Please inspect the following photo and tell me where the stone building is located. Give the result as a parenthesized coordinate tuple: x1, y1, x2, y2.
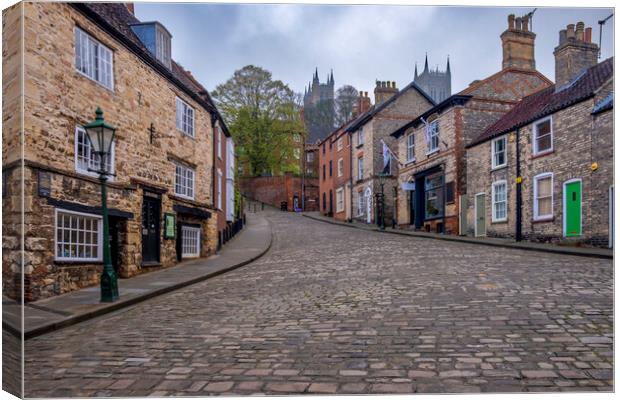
(414, 54, 451, 103)
(466, 22, 613, 248)
(2, 2, 231, 301)
(303, 68, 335, 143)
(212, 117, 237, 249)
(346, 80, 435, 225)
(391, 13, 552, 235)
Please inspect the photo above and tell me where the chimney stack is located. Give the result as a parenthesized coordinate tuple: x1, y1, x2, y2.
(355, 91, 371, 116)
(374, 80, 399, 105)
(500, 13, 536, 70)
(553, 21, 599, 87)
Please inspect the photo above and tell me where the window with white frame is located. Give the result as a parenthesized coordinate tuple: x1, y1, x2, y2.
(492, 136, 507, 169)
(176, 97, 195, 137)
(75, 27, 114, 90)
(492, 180, 507, 222)
(534, 173, 553, 220)
(533, 117, 553, 155)
(357, 192, 364, 216)
(357, 157, 364, 180)
(217, 169, 222, 209)
(357, 130, 364, 146)
(427, 120, 439, 153)
(175, 163, 195, 199)
(181, 225, 200, 258)
(155, 25, 171, 69)
(336, 188, 344, 212)
(75, 126, 114, 177)
(407, 133, 415, 162)
(337, 137, 343, 151)
(307, 152, 314, 162)
(216, 125, 222, 159)
(55, 210, 102, 261)
(337, 158, 344, 177)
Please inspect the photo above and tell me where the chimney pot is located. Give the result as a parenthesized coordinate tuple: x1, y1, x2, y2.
(515, 17, 522, 30)
(508, 14, 515, 29)
(585, 27, 592, 43)
(566, 24, 575, 39)
(522, 16, 529, 31)
(575, 21, 585, 41)
(559, 29, 567, 45)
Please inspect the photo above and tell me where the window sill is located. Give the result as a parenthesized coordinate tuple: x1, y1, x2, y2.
(532, 150, 554, 159)
(405, 159, 416, 166)
(426, 149, 440, 157)
(491, 219, 508, 224)
(75, 69, 114, 93)
(177, 128, 196, 139)
(533, 216, 554, 223)
(55, 260, 103, 265)
(174, 193, 195, 201)
(491, 164, 507, 172)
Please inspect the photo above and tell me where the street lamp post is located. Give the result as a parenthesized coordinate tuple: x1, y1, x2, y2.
(83, 107, 119, 303)
(376, 173, 388, 230)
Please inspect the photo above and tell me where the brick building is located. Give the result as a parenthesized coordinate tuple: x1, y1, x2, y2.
(346, 82, 435, 225)
(318, 125, 351, 220)
(391, 13, 552, 234)
(212, 118, 237, 248)
(466, 22, 613, 248)
(2, 3, 231, 300)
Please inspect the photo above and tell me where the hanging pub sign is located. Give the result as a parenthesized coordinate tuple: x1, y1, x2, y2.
(164, 213, 176, 239)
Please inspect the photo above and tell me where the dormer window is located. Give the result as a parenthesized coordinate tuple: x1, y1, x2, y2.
(130, 22, 172, 69)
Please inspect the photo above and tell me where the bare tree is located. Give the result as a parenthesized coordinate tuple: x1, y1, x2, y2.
(335, 85, 359, 126)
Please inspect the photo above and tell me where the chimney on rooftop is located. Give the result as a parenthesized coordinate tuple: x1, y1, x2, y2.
(501, 13, 536, 70)
(374, 80, 398, 105)
(355, 91, 371, 117)
(554, 21, 599, 87)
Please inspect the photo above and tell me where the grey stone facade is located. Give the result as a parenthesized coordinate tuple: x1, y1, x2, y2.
(414, 55, 451, 104)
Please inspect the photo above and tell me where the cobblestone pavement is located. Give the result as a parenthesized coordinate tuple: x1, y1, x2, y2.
(24, 211, 613, 396)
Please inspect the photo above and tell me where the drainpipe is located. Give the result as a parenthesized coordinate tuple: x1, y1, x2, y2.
(515, 128, 523, 241)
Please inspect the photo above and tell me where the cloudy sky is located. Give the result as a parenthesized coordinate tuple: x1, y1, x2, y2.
(135, 3, 614, 96)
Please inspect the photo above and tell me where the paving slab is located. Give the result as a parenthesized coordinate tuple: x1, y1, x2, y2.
(2, 212, 271, 339)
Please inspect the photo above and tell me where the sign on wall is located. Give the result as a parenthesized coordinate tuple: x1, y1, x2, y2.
(164, 213, 176, 239)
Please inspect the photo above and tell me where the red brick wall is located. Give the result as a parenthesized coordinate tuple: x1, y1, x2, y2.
(239, 174, 319, 211)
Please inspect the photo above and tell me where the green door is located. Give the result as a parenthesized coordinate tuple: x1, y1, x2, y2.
(565, 181, 582, 237)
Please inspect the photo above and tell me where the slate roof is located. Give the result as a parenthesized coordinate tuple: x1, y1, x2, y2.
(390, 95, 472, 138)
(72, 3, 230, 136)
(344, 81, 436, 133)
(592, 91, 614, 115)
(469, 57, 614, 147)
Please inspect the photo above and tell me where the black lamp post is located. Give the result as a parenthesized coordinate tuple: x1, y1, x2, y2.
(83, 107, 119, 303)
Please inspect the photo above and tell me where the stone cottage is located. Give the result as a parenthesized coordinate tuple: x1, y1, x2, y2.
(391, 13, 552, 234)
(2, 2, 230, 301)
(466, 21, 613, 247)
(346, 81, 435, 225)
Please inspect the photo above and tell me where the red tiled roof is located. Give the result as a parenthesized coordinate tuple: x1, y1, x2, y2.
(469, 57, 614, 147)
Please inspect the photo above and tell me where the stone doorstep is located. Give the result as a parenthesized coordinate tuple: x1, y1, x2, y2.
(302, 214, 612, 260)
(10, 216, 273, 340)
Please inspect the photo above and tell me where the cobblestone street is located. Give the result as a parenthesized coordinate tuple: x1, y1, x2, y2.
(24, 210, 613, 396)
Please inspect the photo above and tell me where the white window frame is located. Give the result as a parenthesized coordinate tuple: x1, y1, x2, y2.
(357, 191, 364, 216)
(181, 225, 201, 258)
(307, 152, 314, 162)
(337, 158, 344, 177)
(533, 172, 554, 221)
(54, 208, 103, 262)
(155, 25, 171, 69)
(357, 130, 364, 146)
(426, 120, 440, 154)
(406, 132, 416, 162)
(174, 163, 195, 200)
(217, 168, 223, 210)
(216, 124, 222, 159)
(176, 97, 195, 137)
(74, 27, 114, 90)
(357, 157, 364, 180)
(74, 126, 115, 179)
(532, 116, 553, 155)
(337, 137, 343, 151)
(491, 135, 507, 169)
(491, 180, 508, 222)
(336, 188, 344, 213)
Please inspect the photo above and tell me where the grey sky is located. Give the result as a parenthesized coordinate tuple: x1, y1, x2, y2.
(135, 3, 614, 96)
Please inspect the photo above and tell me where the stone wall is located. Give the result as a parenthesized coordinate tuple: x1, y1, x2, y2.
(2, 3, 220, 301)
(239, 174, 319, 212)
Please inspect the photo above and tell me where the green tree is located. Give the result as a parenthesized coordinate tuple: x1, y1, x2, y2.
(212, 65, 305, 176)
(335, 85, 359, 126)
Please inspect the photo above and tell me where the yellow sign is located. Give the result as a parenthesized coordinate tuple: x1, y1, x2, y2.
(591, 162, 599, 171)
(516, 176, 523, 184)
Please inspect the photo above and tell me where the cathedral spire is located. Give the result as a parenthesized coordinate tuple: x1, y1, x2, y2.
(446, 56, 451, 75)
(414, 62, 418, 79)
(330, 69, 334, 85)
(424, 53, 429, 73)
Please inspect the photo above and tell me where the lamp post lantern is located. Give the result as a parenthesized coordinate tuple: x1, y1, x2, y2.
(83, 107, 119, 302)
